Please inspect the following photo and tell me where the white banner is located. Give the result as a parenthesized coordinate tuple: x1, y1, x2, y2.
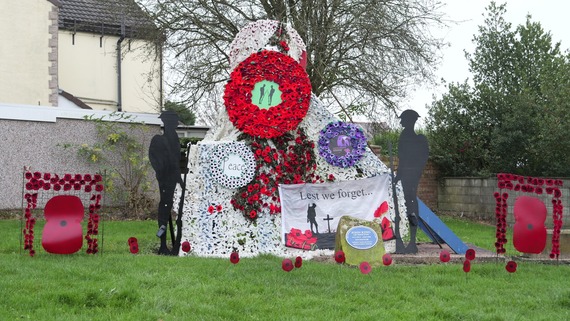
(279, 175, 391, 250)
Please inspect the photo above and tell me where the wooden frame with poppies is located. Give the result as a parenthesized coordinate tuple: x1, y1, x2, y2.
(21, 168, 104, 256)
(494, 173, 563, 259)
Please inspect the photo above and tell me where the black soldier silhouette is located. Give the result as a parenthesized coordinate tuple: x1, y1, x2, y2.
(258, 84, 266, 105)
(149, 111, 183, 255)
(394, 109, 428, 253)
(268, 85, 276, 106)
(307, 203, 319, 234)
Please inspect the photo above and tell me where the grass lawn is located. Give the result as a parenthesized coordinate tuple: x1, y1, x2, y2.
(0, 217, 568, 320)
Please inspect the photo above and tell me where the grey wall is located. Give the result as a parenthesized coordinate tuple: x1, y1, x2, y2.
(0, 118, 161, 210)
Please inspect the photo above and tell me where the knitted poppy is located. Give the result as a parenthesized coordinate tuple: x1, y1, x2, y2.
(439, 250, 451, 263)
(334, 251, 346, 264)
(282, 258, 294, 272)
(230, 251, 240, 264)
(463, 260, 471, 273)
(294, 256, 303, 268)
(505, 260, 517, 273)
(465, 249, 476, 261)
(382, 253, 392, 266)
(359, 262, 372, 275)
(181, 241, 191, 253)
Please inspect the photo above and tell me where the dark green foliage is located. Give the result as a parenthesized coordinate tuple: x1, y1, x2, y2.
(427, 2, 570, 177)
(164, 100, 196, 125)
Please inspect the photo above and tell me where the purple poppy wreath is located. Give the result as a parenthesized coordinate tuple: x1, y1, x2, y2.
(318, 121, 367, 168)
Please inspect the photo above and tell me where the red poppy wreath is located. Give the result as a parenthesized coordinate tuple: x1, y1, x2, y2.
(224, 50, 312, 139)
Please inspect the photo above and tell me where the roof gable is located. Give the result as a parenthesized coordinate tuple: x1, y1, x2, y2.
(58, 0, 156, 38)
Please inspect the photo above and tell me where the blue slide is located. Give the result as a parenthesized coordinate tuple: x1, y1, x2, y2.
(418, 198, 468, 254)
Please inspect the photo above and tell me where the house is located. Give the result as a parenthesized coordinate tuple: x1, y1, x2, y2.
(0, 0, 204, 211)
(0, 0, 162, 112)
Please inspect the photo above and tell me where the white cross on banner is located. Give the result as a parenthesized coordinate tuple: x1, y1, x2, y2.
(278, 174, 391, 250)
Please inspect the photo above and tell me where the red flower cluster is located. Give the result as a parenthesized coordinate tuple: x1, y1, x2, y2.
(223, 50, 311, 138)
(231, 128, 329, 221)
(208, 204, 223, 215)
(24, 171, 103, 193)
(496, 173, 564, 258)
(22, 171, 104, 256)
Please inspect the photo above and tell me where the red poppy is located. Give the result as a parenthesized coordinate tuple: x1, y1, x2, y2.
(463, 260, 471, 273)
(334, 251, 346, 264)
(94, 174, 103, 182)
(84, 185, 92, 193)
(84, 174, 92, 182)
(208, 205, 215, 214)
(439, 250, 451, 263)
(328, 174, 335, 181)
(216, 204, 223, 212)
(465, 248, 476, 261)
(382, 253, 392, 266)
(95, 184, 104, 192)
(359, 262, 372, 275)
(128, 237, 137, 245)
(505, 260, 517, 273)
(374, 201, 389, 218)
(249, 210, 257, 219)
(181, 241, 191, 253)
(295, 256, 303, 268)
(129, 244, 139, 254)
(25, 172, 32, 180)
(282, 258, 294, 272)
(230, 251, 240, 264)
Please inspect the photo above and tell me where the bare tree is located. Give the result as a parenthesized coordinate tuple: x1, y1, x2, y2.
(138, 0, 445, 124)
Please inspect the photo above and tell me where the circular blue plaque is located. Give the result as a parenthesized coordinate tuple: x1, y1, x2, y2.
(345, 226, 378, 250)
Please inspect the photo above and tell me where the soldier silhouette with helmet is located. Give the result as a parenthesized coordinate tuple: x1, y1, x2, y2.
(149, 111, 184, 255)
(394, 109, 429, 253)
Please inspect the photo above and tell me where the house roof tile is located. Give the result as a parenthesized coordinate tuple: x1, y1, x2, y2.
(58, 0, 156, 38)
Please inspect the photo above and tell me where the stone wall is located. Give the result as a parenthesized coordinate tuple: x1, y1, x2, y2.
(0, 118, 160, 211)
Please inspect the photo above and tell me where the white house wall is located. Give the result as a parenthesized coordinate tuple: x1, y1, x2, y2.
(0, 0, 55, 106)
(58, 31, 161, 113)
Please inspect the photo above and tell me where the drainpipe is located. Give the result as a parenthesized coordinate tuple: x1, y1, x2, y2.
(116, 20, 126, 112)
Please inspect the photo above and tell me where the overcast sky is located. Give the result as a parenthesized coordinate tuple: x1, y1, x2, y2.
(407, 0, 570, 125)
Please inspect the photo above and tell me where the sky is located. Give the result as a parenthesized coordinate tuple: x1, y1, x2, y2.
(406, 0, 570, 125)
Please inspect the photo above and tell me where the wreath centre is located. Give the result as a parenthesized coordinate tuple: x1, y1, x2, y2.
(251, 80, 282, 110)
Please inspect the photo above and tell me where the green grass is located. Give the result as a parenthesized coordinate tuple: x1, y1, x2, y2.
(1, 217, 568, 320)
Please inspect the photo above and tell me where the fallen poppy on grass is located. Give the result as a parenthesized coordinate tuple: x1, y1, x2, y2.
(463, 260, 471, 273)
(294, 256, 303, 268)
(181, 241, 191, 253)
(382, 253, 392, 266)
(465, 248, 476, 261)
(128, 237, 137, 245)
(360, 262, 372, 275)
(439, 250, 451, 263)
(506, 260, 517, 273)
(129, 244, 139, 254)
(230, 251, 240, 264)
(334, 250, 346, 264)
(282, 258, 294, 272)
